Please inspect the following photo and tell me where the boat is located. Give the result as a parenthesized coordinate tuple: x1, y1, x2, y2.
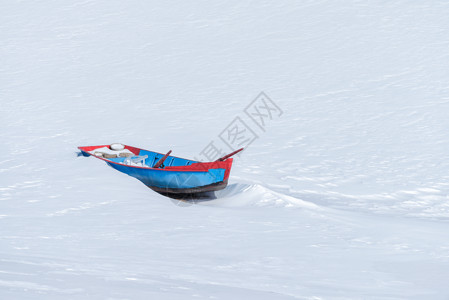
(77, 144, 243, 196)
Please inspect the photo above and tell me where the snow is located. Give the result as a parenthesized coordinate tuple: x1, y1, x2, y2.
(87, 146, 134, 157)
(2, 1, 449, 299)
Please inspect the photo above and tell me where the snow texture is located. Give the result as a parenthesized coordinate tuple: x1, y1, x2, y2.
(1, 1, 449, 299)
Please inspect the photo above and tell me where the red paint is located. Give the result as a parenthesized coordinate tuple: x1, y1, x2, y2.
(78, 145, 110, 152)
(124, 145, 141, 156)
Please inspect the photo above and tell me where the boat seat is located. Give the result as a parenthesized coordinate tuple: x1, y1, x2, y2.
(124, 155, 148, 166)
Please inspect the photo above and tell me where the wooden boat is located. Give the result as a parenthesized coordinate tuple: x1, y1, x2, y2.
(78, 144, 243, 196)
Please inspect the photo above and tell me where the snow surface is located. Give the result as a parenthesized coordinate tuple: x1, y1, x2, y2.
(2, 1, 449, 299)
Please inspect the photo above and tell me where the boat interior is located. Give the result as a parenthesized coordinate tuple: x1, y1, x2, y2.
(105, 149, 198, 168)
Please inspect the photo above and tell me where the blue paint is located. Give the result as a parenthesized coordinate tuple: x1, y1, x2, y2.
(107, 161, 225, 189)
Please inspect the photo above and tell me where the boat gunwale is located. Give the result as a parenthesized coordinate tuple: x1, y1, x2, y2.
(78, 145, 229, 173)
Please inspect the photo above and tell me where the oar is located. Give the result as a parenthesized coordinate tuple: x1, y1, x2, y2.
(153, 150, 172, 168)
(215, 148, 244, 162)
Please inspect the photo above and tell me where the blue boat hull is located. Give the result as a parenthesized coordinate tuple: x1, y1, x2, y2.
(107, 161, 227, 193)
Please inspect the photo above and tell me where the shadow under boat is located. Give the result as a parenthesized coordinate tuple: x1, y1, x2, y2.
(157, 190, 217, 201)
